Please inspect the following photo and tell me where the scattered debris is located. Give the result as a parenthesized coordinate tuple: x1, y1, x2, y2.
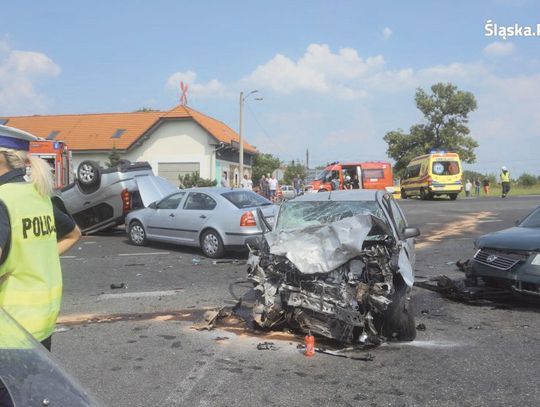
(257, 341, 278, 351)
(212, 259, 246, 265)
(468, 325, 482, 330)
(214, 336, 230, 341)
(416, 323, 426, 331)
(125, 263, 145, 267)
(415, 275, 515, 302)
(110, 283, 126, 289)
(54, 326, 71, 333)
(421, 309, 429, 315)
(456, 259, 472, 273)
(191, 307, 230, 331)
(313, 347, 375, 361)
(191, 257, 202, 265)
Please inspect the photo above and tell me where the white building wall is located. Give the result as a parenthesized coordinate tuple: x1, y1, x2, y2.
(71, 120, 218, 179)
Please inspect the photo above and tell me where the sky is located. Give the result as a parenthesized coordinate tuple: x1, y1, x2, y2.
(1, 0, 540, 175)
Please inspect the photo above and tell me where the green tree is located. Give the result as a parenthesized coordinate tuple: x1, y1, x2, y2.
(106, 145, 122, 168)
(384, 83, 478, 175)
(252, 153, 281, 186)
(283, 162, 307, 185)
(178, 172, 217, 188)
(518, 173, 537, 187)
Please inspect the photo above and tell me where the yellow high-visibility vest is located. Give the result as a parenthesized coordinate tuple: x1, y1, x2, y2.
(500, 172, 510, 183)
(0, 183, 62, 341)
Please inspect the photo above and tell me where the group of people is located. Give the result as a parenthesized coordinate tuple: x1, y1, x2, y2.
(220, 172, 253, 190)
(464, 166, 511, 198)
(259, 174, 279, 202)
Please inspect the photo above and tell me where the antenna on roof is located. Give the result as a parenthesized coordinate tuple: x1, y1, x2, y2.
(180, 81, 189, 106)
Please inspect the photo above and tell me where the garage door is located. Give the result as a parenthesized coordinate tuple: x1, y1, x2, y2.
(158, 162, 200, 185)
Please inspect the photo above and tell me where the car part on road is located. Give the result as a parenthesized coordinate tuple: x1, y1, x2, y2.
(256, 342, 278, 351)
(110, 283, 126, 289)
(247, 213, 416, 345)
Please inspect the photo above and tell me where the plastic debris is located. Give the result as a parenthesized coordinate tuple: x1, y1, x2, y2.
(256, 342, 278, 351)
(416, 323, 426, 331)
(110, 283, 126, 289)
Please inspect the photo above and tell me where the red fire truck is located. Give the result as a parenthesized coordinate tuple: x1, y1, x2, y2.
(28, 139, 73, 189)
(310, 161, 394, 192)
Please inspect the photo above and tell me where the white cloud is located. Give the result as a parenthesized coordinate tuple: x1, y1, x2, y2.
(166, 70, 233, 100)
(0, 41, 60, 115)
(382, 27, 393, 40)
(483, 41, 515, 57)
(243, 44, 385, 99)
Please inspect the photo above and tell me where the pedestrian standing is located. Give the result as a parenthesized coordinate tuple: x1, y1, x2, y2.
(500, 166, 511, 198)
(268, 174, 278, 202)
(483, 178, 490, 195)
(0, 125, 81, 351)
(474, 178, 481, 197)
(241, 174, 252, 190)
(260, 175, 269, 198)
(221, 171, 229, 188)
(464, 179, 472, 197)
(293, 175, 302, 196)
(352, 174, 360, 189)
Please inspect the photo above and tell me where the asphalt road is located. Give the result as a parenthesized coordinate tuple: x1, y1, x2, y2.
(53, 195, 540, 407)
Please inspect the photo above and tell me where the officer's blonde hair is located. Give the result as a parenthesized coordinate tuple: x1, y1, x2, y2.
(0, 147, 54, 197)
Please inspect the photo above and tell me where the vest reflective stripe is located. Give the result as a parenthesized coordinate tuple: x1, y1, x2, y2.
(0, 182, 62, 342)
(500, 172, 510, 182)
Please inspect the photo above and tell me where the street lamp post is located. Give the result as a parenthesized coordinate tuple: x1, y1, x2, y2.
(239, 90, 259, 180)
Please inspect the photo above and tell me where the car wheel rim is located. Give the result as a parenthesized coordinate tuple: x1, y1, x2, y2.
(79, 164, 95, 183)
(131, 225, 144, 244)
(203, 234, 219, 255)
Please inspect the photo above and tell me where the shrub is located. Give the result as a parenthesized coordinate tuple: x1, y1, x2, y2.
(178, 172, 217, 188)
(518, 173, 537, 187)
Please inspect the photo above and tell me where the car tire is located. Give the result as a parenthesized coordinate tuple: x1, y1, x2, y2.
(200, 229, 224, 259)
(77, 161, 101, 188)
(420, 188, 430, 200)
(128, 221, 147, 246)
(401, 189, 407, 199)
(374, 276, 416, 341)
(449, 193, 458, 200)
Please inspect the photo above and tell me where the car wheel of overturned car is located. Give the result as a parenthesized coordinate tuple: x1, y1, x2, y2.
(128, 221, 147, 246)
(449, 193, 458, 200)
(77, 160, 101, 188)
(373, 275, 416, 341)
(200, 229, 224, 259)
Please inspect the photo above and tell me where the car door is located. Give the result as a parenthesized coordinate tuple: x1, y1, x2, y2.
(145, 192, 186, 241)
(384, 195, 416, 267)
(174, 192, 217, 243)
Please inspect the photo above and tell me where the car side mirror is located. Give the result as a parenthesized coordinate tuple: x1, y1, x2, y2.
(148, 202, 157, 209)
(402, 227, 420, 239)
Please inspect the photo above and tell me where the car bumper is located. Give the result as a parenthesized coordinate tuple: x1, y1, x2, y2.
(223, 230, 264, 247)
(471, 254, 540, 292)
(428, 186, 462, 195)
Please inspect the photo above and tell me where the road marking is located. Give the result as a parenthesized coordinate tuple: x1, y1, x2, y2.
(97, 290, 183, 300)
(477, 219, 503, 223)
(60, 255, 77, 259)
(118, 252, 170, 256)
(83, 241, 97, 244)
(393, 340, 462, 349)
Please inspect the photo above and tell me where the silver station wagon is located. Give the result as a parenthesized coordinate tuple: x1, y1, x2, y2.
(125, 188, 277, 258)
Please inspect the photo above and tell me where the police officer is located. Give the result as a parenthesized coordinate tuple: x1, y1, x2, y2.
(0, 125, 81, 351)
(500, 166, 511, 198)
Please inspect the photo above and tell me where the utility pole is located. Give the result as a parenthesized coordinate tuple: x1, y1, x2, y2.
(238, 90, 260, 179)
(239, 91, 244, 179)
(306, 149, 309, 169)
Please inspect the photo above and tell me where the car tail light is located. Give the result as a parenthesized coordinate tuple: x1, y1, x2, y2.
(240, 211, 257, 227)
(121, 188, 131, 213)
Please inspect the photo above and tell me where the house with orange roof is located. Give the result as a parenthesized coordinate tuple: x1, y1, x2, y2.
(0, 104, 257, 186)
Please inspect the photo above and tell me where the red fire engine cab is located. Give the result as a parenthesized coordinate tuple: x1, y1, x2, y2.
(28, 139, 73, 189)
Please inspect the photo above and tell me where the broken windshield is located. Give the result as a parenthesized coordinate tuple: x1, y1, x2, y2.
(275, 200, 385, 231)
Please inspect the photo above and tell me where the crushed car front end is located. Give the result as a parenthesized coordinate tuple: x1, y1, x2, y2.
(247, 212, 416, 345)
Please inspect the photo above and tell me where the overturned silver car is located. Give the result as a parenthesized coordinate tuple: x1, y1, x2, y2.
(247, 190, 420, 344)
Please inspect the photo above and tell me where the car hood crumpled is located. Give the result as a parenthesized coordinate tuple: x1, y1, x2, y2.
(265, 214, 393, 274)
(477, 227, 540, 251)
(135, 175, 179, 206)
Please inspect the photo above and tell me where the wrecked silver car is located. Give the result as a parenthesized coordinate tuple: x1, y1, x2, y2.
(247, 190, 420, 345)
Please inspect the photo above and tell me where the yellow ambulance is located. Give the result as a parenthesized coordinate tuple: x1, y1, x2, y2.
(400, 151, 463, 200)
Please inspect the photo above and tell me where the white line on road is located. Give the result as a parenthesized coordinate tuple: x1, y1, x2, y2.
(118, 252, 170, 256)
(97, 289, 183, 300)
(60, 255, 77, 259)
(477, 219, 503, 223)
